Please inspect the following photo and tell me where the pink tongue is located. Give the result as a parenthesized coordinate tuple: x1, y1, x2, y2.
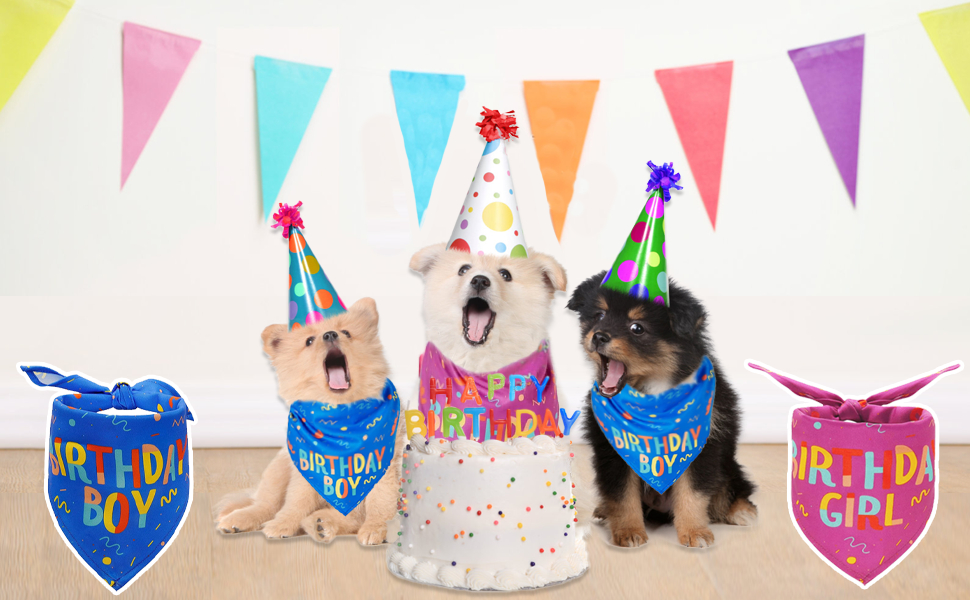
(603, 360, 626, 389)
(466, 309, 492, 342)
(327, 366, 349, 390)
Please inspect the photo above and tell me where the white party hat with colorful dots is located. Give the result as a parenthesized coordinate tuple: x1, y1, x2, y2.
(446, 108, 528, 257)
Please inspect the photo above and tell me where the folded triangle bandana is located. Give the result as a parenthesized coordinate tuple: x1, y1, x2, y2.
(591, 356, 715, 493)
(21, 364, 196, 594)
(287, 380, 400, 516)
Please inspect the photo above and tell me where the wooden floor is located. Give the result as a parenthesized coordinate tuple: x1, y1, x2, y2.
(2, 446, 968, 599)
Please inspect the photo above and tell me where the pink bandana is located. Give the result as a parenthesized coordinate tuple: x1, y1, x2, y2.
(410, 341, 562, 442)
(749, 361, 961, 588)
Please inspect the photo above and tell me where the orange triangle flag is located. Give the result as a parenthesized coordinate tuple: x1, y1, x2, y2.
(655, 62, 733, 229)
(523, 80, 599, 241)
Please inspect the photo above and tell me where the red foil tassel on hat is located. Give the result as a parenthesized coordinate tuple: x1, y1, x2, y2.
(476, 108, 518, 142)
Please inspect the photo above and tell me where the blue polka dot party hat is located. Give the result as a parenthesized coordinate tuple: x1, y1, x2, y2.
(271, 201, 347, 330)
(446, 108, 529, 258)
(601, 161, 683, 306)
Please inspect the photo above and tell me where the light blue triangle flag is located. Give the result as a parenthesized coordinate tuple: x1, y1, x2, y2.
(390, 70, 465, 224)
(255, 56, 332, 220)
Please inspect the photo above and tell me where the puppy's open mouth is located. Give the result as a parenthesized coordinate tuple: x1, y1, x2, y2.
(463, 298, 496, 346)
(325, 348, 350, 391)
(599, 354, 627, 397)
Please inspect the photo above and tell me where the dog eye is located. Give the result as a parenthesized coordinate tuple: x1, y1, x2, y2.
(458, 264, 471, 276)
(341, 330, 351, 338)
(305, 337, 315, 346)
(595, 311, 605, 321)
(499, 269, 512, 282)
(630, 323, 645, 335)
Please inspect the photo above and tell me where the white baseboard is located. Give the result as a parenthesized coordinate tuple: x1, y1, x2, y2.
(4, 382, 968, 448)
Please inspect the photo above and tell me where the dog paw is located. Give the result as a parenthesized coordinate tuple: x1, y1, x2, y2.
(216, 508, 264, 534)
(356, 524, 387, 546)
(262, 517, 302, 539)
(303, 515, 337, 544)
(610, 527, 649, 548)
(592, 507, 608, 522)
(725, 498, 758, 526)
(215, 496, 253, 522)
(678, 526, 715, 548)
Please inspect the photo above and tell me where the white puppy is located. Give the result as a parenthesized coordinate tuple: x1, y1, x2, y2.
(409, 243, 567, 373)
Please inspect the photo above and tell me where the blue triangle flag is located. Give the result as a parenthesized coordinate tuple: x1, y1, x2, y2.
(255, 56, 332, 220)
(390, 70, 465, 225)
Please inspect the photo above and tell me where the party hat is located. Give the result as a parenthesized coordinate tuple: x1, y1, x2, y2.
(601, 161, 683, 306)
(447, 108, 529, 257)
(271, 202, 347, 330)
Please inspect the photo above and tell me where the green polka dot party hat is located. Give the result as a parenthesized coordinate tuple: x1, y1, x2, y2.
(271, 201, 347, 330)
(447, 107, 529, 258)
(601, 161, 684, 306)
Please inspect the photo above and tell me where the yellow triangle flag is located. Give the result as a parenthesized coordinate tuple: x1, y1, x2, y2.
(920, 3, 970, 115)
(0, 0, 74, 112)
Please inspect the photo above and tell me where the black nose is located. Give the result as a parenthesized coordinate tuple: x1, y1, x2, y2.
(470, 275, 491, 292)
(322, 331, 339, 343)
(592, 331, 611, 348)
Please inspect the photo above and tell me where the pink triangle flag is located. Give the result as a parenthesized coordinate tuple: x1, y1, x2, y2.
(655, 61, 733, 230)
(789, 35, 864, 206)
(121, 22, 200, 188)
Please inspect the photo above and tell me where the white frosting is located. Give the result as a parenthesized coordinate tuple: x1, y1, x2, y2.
(412, 561, 438, 584)
(387, 434, 589, 591)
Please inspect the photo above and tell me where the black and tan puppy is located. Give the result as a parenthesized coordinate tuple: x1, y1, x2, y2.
(567, 273, 757, 548)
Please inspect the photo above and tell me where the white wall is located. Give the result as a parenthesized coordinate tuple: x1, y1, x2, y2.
(1, 0, 968, 448)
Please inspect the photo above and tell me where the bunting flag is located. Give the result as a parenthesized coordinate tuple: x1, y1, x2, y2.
(655, 62, 733, 230)
(789, 35, 865, 206)
(390, 71, 465, 225)
(254, 56, 332, 221)
(920, 3, 970, 116)
(523, 80, 599, 241)
(0, 0, 74, 113)
(121, 22, 200, 188)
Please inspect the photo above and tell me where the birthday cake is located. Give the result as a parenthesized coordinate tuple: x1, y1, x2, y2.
(387, 341, 586, 590)
(387, 434, 587, 591)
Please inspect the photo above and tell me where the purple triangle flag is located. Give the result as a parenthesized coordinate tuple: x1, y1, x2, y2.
(789, 35, 864, 206)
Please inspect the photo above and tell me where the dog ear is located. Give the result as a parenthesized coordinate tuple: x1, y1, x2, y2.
(409, 243, 446, 276)
(349, 297, 379, 327)
(566, 271, 607, 313)
(666, 281, 707, 339)
(261, 324, 287, 358)
(529, 251, 567, 293)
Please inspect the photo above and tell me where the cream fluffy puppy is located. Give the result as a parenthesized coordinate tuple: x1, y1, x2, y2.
(215, 298, 402, 545)
(409, 243, 567, 373)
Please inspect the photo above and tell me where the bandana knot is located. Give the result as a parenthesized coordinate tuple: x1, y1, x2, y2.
(835, 398, 866, 422)
(111, 381, 137, 410)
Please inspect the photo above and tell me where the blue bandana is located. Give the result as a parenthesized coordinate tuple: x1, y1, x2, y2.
(20, 365, 195, 594)
(287, 380, 400, 516)
(591, 356, 715, 493)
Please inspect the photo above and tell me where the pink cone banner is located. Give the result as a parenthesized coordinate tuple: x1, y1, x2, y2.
(789, 35, 865, 206)
(121, 22, 200, 188)
(655, 62, 733, 230)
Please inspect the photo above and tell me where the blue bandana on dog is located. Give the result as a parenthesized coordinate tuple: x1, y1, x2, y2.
(591, 356, 715, 493)
(20, 365, 195, 594)
(287, 380, 400, 516)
